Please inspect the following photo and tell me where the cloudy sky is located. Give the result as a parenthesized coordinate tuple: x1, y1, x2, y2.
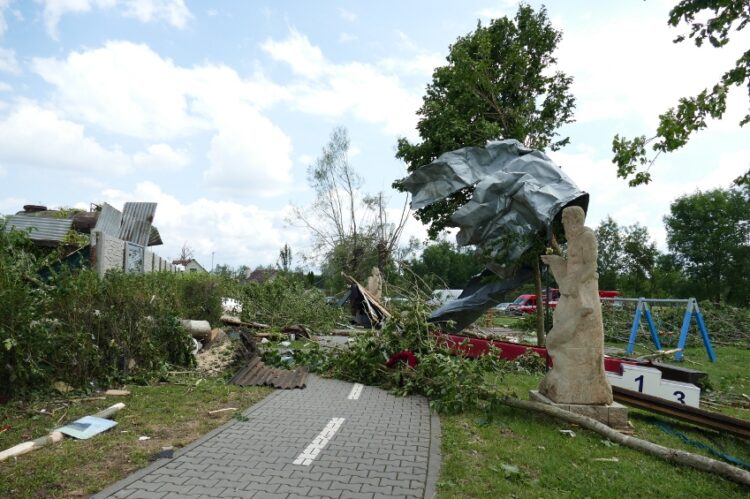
(0, 0, 747, 269)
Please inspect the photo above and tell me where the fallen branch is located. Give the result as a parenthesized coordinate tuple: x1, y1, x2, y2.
(636, 348, 683, 361)
(208, 407, 238, 415)
(0, 403, 125, 462)
(220, 315, 269, 329)
(501, 397, 750, 487)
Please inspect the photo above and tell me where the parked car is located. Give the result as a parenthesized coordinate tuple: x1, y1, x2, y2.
(494, 302, 512, 312)
(506, 294, 557, 315)
(507, 289, 621, 315)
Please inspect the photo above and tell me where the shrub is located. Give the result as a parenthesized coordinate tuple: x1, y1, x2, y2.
(239, 273, 344, 332)
(0, 226, 236, 398)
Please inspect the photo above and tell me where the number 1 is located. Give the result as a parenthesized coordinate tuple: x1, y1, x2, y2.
(634, 375, 644, 392)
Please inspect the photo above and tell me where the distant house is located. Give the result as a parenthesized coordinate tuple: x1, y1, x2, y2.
(245, 268, 278, 283)
(183, 259, 207, 273)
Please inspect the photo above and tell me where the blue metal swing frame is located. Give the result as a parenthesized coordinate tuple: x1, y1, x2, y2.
(625, 297, 716, 362)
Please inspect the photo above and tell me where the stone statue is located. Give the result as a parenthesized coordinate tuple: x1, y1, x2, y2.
(539, 206, 613, 405)
(366, 266, 383, 301)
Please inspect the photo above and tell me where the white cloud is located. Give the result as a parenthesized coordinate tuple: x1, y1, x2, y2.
(33, 41, 206, 139)
(338, 32, 357, 44)
(100, 181, 309, 267)
(0, 0, 10, 37)
(0, 102, 193, 175)
(0, 46, 19, 73)
(378, 53, 443, 77)
(548, 141, 750, 250)
(0, 197, 28, 214)
(262, 30, 422, 138)
(32, 41, 296, 196)
(40, 0, 191, 38)
(338, 8, 357, 22)
(0, 81, 11, 91)
(476, 3, 516, 23)
(0, 101, 131, 174)
(556, 9, 750, 127)
(41, 0, 117, 39)
(262, 29, 326, 79)
(122, 0, 191, 28)
(203, 106, 292, 196)
(133, 143, 189, 170)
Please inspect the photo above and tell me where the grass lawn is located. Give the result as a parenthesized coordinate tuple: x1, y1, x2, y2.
(0, 377, 271, 498)
(438, 346, 750, 498)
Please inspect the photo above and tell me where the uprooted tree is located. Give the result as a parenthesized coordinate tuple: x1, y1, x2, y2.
(291, 126, 409, 290)
(393, 4, 576, 344)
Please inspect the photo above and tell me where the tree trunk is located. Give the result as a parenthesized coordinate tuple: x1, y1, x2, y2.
(501, 397, 750, 487)
(533, 258, 545, 347)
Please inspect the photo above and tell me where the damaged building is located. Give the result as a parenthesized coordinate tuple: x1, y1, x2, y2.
(3, 202, 178, 275)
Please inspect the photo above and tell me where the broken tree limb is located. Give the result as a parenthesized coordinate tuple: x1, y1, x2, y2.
(220, 315, 270, 329)
(208, 407, 238, 415)
(93, 403, 126, 419)
(501, 397, 750, 487)
(0, 403, 126, 462)
(0, 432, 64, 462)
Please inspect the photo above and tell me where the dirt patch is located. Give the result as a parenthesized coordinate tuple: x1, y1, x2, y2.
(195, 338, 236, 375)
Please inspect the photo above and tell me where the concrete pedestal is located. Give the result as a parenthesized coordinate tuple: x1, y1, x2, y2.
(529, 390, 629, 430)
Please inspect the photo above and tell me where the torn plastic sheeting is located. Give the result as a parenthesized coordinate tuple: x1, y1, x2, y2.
(402, 139, 588, 262)
(428, 267, 533, 332)
(400, 139, 587, 331)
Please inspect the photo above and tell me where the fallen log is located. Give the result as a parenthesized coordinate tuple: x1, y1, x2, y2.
(179, 319, 212, 340)
(220, 315, 269, 329)
(0, 403, 125, 462)
(501, 397, 750, 487)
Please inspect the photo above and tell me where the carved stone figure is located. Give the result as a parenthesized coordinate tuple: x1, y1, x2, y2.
(366, 266, 383, 301)
(539, 206, 613, 405)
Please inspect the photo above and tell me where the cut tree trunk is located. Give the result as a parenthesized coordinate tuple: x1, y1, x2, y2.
(533, 258, 545, 347)
(501, 397, 750, 487)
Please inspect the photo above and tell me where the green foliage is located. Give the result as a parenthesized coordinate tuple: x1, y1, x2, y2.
(394, 4, 575, 237)
(664, 187, 750, 304)
(0, 224, 239, 398)
(239, 273, 345, 331)
(593, 217, 668, 297)
(294, 294, 530, 414)
(613, 0, 750, 186)
(294, 127, 408, 287)
(407, 240, 485, 289)
(601, 300, 750, 346)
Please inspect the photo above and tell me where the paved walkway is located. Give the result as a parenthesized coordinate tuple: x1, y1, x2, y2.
(94, 375, 441, 499)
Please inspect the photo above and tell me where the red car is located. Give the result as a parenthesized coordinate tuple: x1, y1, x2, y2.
(506, 294, 557, 315)
(506, 289, 620, 315)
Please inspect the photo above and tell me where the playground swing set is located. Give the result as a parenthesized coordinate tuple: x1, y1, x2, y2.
(614, 297, 717, 362)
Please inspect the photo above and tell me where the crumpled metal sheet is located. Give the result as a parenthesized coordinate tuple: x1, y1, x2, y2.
(429, 268, 534, 331)
(401, 139, 588, 330)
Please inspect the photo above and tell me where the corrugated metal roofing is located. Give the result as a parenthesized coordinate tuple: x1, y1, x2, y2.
(4, 215, 73, 243)
(148, 226, 163, 246)
(229, 357, 308, 389)
(94, 202, 123, 238)
(119, 202, 157, 246)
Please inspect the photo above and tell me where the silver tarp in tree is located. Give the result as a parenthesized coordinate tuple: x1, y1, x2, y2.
(401, 139, 588, 330)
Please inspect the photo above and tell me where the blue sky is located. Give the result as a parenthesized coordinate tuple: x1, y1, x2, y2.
(0, 0, 747, 269)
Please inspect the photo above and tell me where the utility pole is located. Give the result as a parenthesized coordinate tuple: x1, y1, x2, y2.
(211, 252, 215, 272)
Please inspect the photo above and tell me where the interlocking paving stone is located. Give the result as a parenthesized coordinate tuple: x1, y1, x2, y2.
(94, 375, 440, 499)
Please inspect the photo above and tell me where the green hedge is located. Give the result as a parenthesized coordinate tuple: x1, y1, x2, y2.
(0, 226, 233, 398)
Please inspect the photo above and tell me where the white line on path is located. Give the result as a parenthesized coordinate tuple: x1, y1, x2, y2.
(293, 417, 346, 466)
(347, 383, 364, 400)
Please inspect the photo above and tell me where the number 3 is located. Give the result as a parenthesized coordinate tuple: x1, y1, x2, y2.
(673, 391, 686, 404)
